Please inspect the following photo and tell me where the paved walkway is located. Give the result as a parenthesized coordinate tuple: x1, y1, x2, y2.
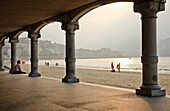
(0, 71, 170, 111)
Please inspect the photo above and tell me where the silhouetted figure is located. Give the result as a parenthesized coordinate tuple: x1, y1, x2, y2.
(56, 63, 58, 66)
(22, 60, 25, 64)
(117, 63, 121, 72)
(111, 62, 115, 72)
(45, 62, 49, 66)
(47, 62, 49, 66)
(13, 60, 26, 74)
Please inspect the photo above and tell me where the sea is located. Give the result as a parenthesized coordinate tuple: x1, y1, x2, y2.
(26, 57, 170, 74)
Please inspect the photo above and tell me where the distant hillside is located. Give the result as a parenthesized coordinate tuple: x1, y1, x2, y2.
(4, 37, 170, 59)
(158, 38, 170, 56)
(4, 37, 127, 60)
(76, 48, 126, 59)
(108, 37, 170, 57)
(109, 37, 140, 57)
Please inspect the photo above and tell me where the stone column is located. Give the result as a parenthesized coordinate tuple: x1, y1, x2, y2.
(28, 32, 41, 77)
(9, 38, 19, 73)
(61, 22, 79, 83)
(0, 42, 5, 71)
(134, 1, 166, 97)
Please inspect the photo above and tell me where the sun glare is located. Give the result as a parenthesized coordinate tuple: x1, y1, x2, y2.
(115, 58, 133, 67)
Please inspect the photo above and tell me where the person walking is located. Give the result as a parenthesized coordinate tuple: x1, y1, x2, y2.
(117, 63, 121, 72)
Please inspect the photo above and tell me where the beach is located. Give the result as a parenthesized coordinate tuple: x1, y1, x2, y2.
(20, 64, 170, 95)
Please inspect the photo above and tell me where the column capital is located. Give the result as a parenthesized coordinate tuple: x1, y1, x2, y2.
(28, 32, 41, 39)
(61, 21, 79, 33)
(9, 38, 19, 43)
(134, 0, 166, 17)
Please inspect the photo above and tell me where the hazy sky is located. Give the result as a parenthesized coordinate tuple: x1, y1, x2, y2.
(20, 1, 170, 50)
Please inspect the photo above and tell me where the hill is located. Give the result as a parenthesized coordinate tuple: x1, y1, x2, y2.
(4, 37, 127, 60)
(109, 37, 170, 57)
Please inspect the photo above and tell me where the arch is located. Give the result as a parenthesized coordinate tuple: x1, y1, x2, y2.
(18, 31, 28, 38)
(33, 22, 54, 33)
(7, 30, 26, 41)
(0, 36, 8, 43)
(71, 4, 101, 22)
(26, 21, 55, 33)
(68, 1, 133, 22)
(11, 31, 25, 39)
(40, 22, 64, 43)
(39, 22, 60, 32)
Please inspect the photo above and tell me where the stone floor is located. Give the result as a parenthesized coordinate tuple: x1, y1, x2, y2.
(0, 71, 170, 111)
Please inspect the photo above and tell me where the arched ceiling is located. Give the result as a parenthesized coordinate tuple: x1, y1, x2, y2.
(0, 0, 135, 38)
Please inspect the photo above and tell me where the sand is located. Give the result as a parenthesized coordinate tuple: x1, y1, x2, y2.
(20, 64, 170, 95)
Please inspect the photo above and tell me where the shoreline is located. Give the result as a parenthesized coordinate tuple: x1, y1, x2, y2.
(20, 57, 170, 74)
(40, 64, 170, 75)
(20, 64, 170, 95)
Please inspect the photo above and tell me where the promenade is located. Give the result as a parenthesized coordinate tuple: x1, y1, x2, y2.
(0, 71, 170, 111)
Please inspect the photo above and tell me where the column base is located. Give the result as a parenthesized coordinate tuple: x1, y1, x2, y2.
(0, 68, 5, 71)
(28, 72, 41, 77)
(62, 77, 79, 83)
(136, 88, 166, 97)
